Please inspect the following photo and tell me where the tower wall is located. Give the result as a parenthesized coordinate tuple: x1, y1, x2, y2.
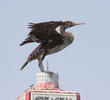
(35, 72, 59, 90)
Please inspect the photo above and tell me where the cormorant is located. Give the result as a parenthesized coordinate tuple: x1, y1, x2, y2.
(20, 21, 85, 72)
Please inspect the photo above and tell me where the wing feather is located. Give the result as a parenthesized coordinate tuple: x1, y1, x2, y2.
(28, 21, 64, 30)
(28, 21, 64, 42)
(20, 21, 64, 46)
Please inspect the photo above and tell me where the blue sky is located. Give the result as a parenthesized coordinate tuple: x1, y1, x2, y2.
(0, 0, 110, 100)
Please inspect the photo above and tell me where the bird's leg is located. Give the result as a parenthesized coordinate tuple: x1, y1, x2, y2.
(38, 60, 44, 72)
(38, 50, 46, 72)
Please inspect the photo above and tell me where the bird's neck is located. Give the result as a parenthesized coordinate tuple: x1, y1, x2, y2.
(60, 26, 66, 36)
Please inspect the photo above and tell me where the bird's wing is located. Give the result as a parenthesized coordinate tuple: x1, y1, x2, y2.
(27, 21, 65, 43)
(28, 21, 64, 31)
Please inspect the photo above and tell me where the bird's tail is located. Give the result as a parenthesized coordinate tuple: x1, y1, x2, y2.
(20, 37, 33, 46)
(20, 60, 29, 70)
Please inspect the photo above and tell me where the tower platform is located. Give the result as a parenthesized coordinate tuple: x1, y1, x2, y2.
(16, 72, 80, 100)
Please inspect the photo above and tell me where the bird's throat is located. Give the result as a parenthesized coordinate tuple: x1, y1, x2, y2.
(60, 26, 66, 36)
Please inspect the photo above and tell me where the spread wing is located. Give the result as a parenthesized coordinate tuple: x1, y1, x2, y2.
(28, 21, 64, 31)
(20, 21, 65, 46)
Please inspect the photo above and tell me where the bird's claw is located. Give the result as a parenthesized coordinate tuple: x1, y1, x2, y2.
(44, 71, 53, 75)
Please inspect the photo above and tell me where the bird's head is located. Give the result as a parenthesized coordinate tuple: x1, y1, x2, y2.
(63, 21, 85, 29)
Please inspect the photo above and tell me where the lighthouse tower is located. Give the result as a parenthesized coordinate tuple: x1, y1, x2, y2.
(16, 72, 80, 100)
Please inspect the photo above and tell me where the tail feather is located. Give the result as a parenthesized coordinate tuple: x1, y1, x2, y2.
(20, 44, 41, 71)
(20, 60, 29, 70)
(20, 41, 27, 46)
(20, 37, 33, 46)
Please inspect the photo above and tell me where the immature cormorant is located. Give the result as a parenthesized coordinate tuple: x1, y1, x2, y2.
(20, 21, 85, 72)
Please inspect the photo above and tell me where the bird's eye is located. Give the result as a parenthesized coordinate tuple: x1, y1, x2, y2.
(70, 24, 72, 27)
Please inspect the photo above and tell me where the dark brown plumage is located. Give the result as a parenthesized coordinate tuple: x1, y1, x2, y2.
(20, 21, 85, 72)
(20, 21, 64, 45)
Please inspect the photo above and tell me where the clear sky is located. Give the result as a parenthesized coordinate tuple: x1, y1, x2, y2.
(0, 0, 110, 100)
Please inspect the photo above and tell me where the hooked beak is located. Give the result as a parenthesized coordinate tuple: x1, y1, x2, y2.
(72, 22, 86, 26)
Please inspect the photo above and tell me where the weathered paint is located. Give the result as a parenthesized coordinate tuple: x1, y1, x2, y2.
(36, 72, 59, 90)
(36, 82, 59, 90)
(16, 72, 80, 100)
